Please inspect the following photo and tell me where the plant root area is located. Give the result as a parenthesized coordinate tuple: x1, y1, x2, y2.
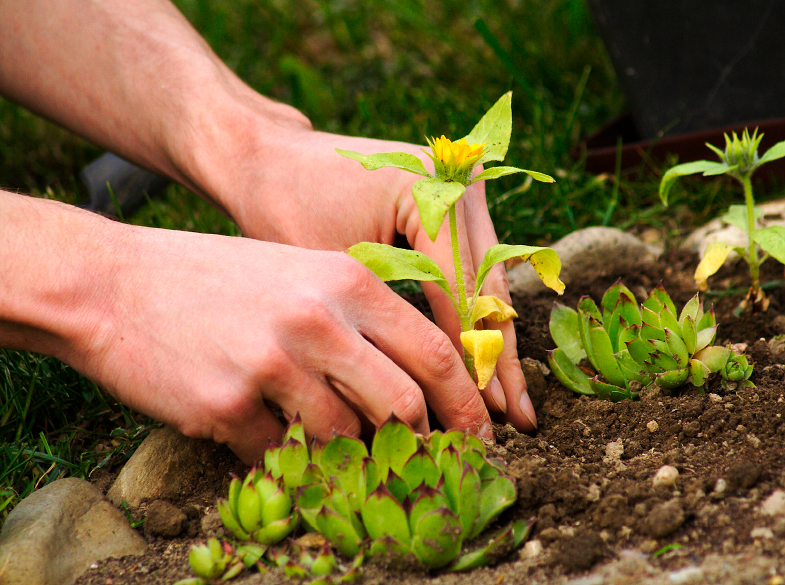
(76, 250, 785, 585)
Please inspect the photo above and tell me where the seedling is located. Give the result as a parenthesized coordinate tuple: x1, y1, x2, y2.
(173, 538, 264, 585)
(338, 92, 564, 387)
(548, 281, 753, 401)
(660, 128, 785, 311)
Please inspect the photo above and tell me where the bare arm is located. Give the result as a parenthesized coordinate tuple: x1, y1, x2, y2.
(0, 0, 537, 446)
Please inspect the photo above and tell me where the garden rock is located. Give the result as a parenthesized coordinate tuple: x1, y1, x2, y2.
(508, 227, 662, 295)
(681, 198, 785, 259)
(107, 426, 214, 510)
(144, 500, 187, 538)
(0, 478, 146, 585)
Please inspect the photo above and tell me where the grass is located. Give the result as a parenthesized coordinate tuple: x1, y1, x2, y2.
(1, 0, 784, 524)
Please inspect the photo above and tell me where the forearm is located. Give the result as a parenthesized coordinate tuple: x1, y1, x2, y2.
(0, 0, 309, 215)
(0, 190, 122, 367)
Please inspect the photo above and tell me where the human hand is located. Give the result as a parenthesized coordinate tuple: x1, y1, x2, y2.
(202, 127, 537, 433)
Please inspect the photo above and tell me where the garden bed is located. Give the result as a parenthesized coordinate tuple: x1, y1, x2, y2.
(75, 248, 785, 585)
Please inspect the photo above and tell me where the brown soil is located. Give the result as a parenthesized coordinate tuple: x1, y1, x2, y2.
(75, 249, 785, 585)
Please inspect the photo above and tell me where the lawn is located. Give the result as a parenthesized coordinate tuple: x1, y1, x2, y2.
(1, 0, 782, 523)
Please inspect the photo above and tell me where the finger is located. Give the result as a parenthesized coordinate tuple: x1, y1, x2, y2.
(354, 285, 492, 438)
(219, 404, 286, 466)
(460, 182, 537, 432)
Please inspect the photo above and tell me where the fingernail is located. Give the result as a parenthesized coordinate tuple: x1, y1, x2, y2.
(488, 375, 507, 414)
(479, 421, 493, 440)
(519, 391, 538, 431)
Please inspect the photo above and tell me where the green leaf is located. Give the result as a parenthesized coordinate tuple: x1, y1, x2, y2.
(458, 464, 482, 540)
(654, 368, 690, 389)
(549, 304, 586, 364)
(462, 91, 512, 165)
(694, 345, 731, 372)
(335, 149, 430, 176)
(372, 414, 418, 481)
(722, 204, 761, 233)
(588, 322, 627, 388)
(362, 484, 411, 544)
(319, 436, 369, 510)
(601, 280, 637, 325)
(278, 438, 310, 493)
(475, 244, 564, 298)
(409, 484, 451, 533)
(643, 284, 677, 316)
(400, 445, 441, 491)
(472, 475, 516, 539)
(347, 242, 452, 299)
(470, 166, 554, 184)
(316, 508, 363, 558)
(411, 177, 467, 241)
(659, 160, 728, 205)
(758, 139, 785, 165)
(411, 508, 463, 568)
(752, 225, 785, 263)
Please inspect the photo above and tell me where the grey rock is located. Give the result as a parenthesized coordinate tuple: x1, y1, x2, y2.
(644, 498, 685, 538)
(144, 500, 187, 538)
(508, 227, 662, 295)
(682, 199, 785, 258)
(107, 426, 213, 510)
(0, 478, 146, 585)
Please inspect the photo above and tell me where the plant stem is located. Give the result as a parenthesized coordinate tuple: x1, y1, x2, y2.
(741, 173, 760, 295)
(449, 204, 476, 378)
(449, 204, 471, 332)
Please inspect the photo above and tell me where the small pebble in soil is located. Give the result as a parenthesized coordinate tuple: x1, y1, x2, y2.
(646, 420, 659, 432)
(653, 465, 679, 488)
(643, 499, 685, 538)
(761, 490, 785, 516)
(520, 539, 543, 560)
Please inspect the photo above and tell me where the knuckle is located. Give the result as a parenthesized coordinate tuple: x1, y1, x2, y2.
(387, 386, 427, 428)
(419, 328, 460, 378)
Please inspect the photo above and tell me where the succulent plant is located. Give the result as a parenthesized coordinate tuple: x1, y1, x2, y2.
(173, 538, 265, 585)
(548, 281, 754, 400)
(216, 467, 296, 545)
(254, 414, 521, 570)
(720, 351, 754, 390)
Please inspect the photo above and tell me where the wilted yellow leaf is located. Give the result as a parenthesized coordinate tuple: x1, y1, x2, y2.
(469, 295, 518, 326)
(694, 242, 733, 290)
(460, 330, 504, 390)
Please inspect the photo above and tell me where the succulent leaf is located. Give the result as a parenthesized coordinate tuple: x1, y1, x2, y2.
(679, 294, 701, 325)
(658, 306, 681, 338)
(694, 345, 731, 371)
(319, 435, 369, 510)
(655, 367, 689, 389)
(664, 328, 690, 367)
(236, 481, 262, 534)
(695, 325, 718, 353)
(549, 303, 586, 364)
(384, 470, 411, 504)
(217, 499, 250, 541)
(279, 438, 311, 493)
(409, 484, 451, 532)
(547, 348, 594, 395)
(372, 415, 417, 481)
(316, 507, 363, 558)
(689, 358, 711, 386)
(601, 280, 637, 325)
(411, 508, 463, 568)
(682, 316, 698, 354)
(473, 475, 516, 539)
(588, 322, 628, 387)
(401, 444, 441, 491)
(362, 484, 411, 545)
(458, 463, 482, 540)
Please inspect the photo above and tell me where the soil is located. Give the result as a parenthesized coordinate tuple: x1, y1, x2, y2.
(75, 249, 785, 585)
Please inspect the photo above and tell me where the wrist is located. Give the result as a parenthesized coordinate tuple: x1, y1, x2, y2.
(166, 76, 312, 224)
(0, 192, 125, 368)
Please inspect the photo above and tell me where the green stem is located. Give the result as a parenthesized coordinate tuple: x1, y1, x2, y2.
(449, 205, 476, 378)
(449, 205, 471, 332)
(741, 173, 760, 295)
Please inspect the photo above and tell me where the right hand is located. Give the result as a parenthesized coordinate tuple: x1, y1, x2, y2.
(69, 222, 491, 464)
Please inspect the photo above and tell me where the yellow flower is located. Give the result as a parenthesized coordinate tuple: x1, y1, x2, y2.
(429, 135, 486, 166)
(460, 329, 504, 390)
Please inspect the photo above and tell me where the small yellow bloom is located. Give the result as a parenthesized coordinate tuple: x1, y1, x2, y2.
(430, 135, 486, 166)
(460, 329, 504, 390)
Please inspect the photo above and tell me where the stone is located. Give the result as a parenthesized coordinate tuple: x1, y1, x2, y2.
(646, 420, 659, 433)
(643, 498, 685, 538)
(0, 478, 146, 585)
(761, 490, 785, 517)
(652, 465, 679, 488)
(144, 500, 187, 538)
(107, 426, 214, 510)
(519, 539, 543, 560)
(508, 227, 662, 295)
(200, 509, 226, 538)
(682, 199, 785, 259)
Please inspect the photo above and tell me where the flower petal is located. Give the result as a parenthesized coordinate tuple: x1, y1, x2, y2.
(460, 330, 504, 390)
